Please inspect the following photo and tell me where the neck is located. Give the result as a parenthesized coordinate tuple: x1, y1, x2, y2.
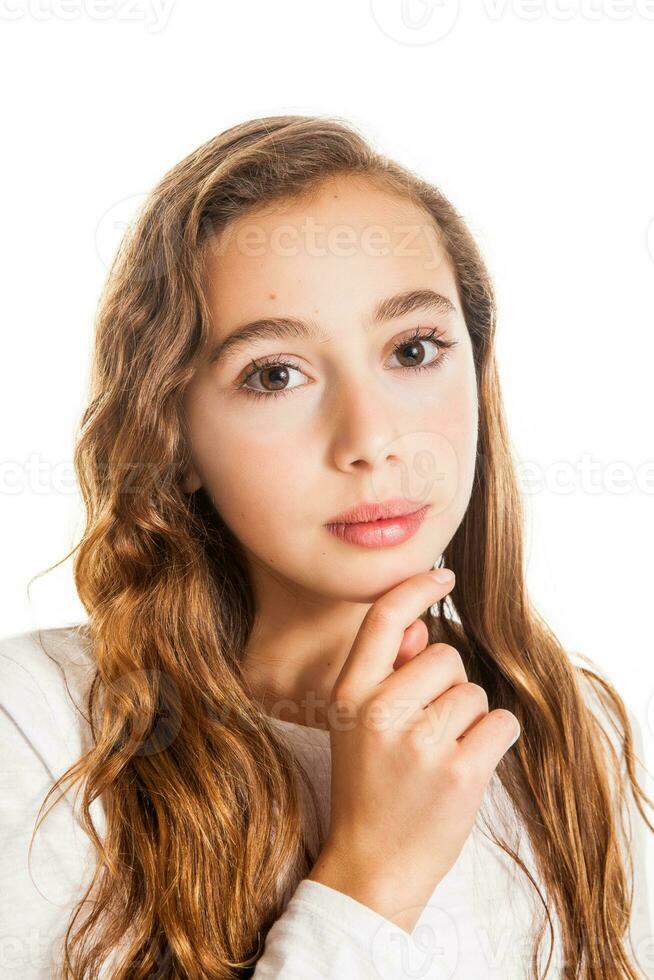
(240, 586, 371, 730)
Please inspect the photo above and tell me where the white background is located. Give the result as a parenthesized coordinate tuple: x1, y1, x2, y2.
(1, 0, 653, 940)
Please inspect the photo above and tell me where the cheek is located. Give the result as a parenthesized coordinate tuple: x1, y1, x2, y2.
(416, 362, 478, 520)
(445, 370, 479, 514)
(185, 395, 307, 541)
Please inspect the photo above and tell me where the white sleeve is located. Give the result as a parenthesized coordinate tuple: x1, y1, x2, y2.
(0, 651, 99, 979)
(0, 637, 411, 980)
(252, 877, 414, 979)
(573, 658, 654, 978)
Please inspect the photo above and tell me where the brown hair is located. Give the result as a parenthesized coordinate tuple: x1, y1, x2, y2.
(32, 114, 653, 978)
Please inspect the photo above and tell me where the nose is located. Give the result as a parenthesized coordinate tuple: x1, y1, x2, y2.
(329, 376, 403, 472)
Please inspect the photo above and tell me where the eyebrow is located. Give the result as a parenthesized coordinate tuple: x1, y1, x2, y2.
(206, 288, 458, 366)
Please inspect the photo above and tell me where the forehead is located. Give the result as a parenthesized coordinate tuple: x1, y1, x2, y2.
(202, 175, 458, 331)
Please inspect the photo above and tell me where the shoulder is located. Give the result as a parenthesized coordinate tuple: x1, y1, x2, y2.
(0, 626, 107, 968)
(0, 624, 97, 781)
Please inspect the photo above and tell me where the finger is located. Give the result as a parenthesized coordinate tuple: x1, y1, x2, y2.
(455, 709, 521, 774)
(392, 619, 430, 670)
(335, 569, 456, 701)
(419, 682, 488, 747)
(377, 643, 467, 725)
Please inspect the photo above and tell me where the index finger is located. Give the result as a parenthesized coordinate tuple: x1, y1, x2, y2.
(333, 568, 456, 703)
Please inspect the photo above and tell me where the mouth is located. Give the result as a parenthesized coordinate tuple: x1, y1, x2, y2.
(324, 500, 431, 549)
(324, 496, 430, 526)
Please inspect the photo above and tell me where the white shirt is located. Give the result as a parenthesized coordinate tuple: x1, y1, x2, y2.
(1, 626, 652, 979)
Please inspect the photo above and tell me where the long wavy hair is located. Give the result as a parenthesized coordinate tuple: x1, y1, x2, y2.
(31, 114, 653, 978)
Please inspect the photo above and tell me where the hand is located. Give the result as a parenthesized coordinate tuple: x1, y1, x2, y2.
(308, 568, 520, 934)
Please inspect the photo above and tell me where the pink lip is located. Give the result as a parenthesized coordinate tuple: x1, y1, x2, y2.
(325, 496, 430, 525)
(324, 502, 431, 549)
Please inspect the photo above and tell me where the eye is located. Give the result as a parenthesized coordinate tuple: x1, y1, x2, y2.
(390, 328, 449, 371)
(236, 327, 459, 401)
(238, 358, 306, 400)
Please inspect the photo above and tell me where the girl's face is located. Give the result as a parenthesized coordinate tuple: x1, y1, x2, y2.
(182, 175, 478, 606)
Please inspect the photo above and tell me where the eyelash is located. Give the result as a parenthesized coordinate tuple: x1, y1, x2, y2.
(236, 327, 460, 401)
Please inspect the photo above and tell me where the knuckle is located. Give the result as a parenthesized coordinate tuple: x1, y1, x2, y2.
(441, 756, 471, 791)
(458, 682, 489, 711)
(330, 683, 357, 711)
(421, 642, 446, 659)
(491, 708, 520, 732)
(432, 642, 456, 655)
(362, 695, 387, 718)
(360, 696, 394, 735)
(364, 602, 397, 633)
(406, 720, 435, 760)
(430, 643, 466, 677)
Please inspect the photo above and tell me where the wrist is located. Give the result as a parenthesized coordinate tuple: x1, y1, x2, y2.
(307, 851, 418, 933)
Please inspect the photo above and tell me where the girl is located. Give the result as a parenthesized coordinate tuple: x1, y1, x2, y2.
(1, 114, 652, 979)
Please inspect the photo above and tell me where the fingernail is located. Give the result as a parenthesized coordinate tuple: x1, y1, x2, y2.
(430, 569, 455, 584)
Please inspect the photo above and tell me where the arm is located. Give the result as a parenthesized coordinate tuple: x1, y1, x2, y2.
(0, 653, 98, 979)
(253, 655, 654, 978)
(251, 878, 411, 979)
(0, 634, 411, 980)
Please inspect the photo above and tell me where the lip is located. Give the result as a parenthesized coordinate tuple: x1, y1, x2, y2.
(324, 500, 431, 549)
(325, 496, 430, 525)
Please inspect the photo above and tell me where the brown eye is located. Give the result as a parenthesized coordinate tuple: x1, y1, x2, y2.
(257, 365, 290, 392)
(390, 333, 442, 371)
(388, 327, 459, 376)
(237, 330, 459, 402)
(240, 359, 307, 398)
(394, 338, 431, 368)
